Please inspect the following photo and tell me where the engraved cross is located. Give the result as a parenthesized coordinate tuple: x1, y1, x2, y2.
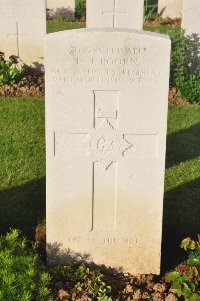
(7, 22, 30, 57)
(55, 90, 158, 233)
(102, 0, 127, 28)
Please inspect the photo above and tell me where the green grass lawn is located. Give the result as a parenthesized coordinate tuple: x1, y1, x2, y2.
(47, 0, 158, 33)
(47, 22, 178, 39)
(47, 22, 85, 33)
(0, 98, 45, 238)
(164, 105, 200, 244)
(0, 98, 200, 244)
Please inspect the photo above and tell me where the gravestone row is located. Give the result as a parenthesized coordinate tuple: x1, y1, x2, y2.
(87, 0, 144, 30)
(0, 0, 46, 64)
(0, 0, 144, 64)
(0, 0, 75, 64)
(1, 0, 200, 65)
(158, 0, 183, 19)
(158, 0, 200, 38)
(0, 0, 199, 274)
(182, 0, 200, 36)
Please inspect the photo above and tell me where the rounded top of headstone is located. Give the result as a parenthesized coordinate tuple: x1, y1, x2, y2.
(46, 28, 171, 42)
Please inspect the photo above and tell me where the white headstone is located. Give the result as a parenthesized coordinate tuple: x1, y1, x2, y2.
(182, 0, 200, 36)
(47, 0, 75, 12)
(46, 28, 170, 274)
(86, 0, 144, 30)
(0, 0, 46, 64)
(158, 0, 183, 19)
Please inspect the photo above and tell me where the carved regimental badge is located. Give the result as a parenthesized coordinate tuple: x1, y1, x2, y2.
(83, 118, 133, 171)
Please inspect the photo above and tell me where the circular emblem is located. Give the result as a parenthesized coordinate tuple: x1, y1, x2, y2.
(97, 137, 115, 153)
(90, 131, 120, 161)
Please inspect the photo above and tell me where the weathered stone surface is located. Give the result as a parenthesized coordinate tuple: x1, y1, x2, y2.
(0, 0, 46, 64)
(86, 0, 144, 30)
(47, 0, 75, 12)
(182, 0, 200, 36)
(46, 28, 170, 274)
(158, 0, 183, 19)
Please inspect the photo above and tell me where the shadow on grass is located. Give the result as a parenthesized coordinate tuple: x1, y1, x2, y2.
(0, 174, 199, 273)
(161, 176, 200, 273)
(166, 123, 200, 169)
(47, 170, 200, 274)
(0, 177, 46, 239)
(0, 120, 200, 273)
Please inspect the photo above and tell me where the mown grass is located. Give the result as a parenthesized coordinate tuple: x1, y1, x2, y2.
(0, 98, 200, 242)
(46, 0, 162, 34)
(164, 105, 200, 241)
(47, 22, 85, 33)
(0, 98, 45, 237)
(47, 21, 177, 37)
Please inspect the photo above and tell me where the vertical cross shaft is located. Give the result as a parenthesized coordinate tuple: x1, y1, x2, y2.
(7, 22, 30, 57)
(91, 90, 121, 232)
(102, 0, 127, 28)
(54, 90, 158, 234)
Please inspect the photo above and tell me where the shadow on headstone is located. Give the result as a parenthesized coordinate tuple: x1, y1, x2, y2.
(0, 174, 199, 274)
(8, 54, 44, 73)
(31, 61, 45, 73)
(47, 242, 92, 267)
(158, 7, 166, 17)
(46, 241, 128, 274)
(46, 241, 136, 298)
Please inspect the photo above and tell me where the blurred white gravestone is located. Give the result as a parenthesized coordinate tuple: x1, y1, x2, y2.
(86, 0, 144, 30)
(0, 0, 46, 64)
(46, 28, 171, 274)
(182, 0, 200, 36)
(158, 0, 183, 19)
(47, 0, 75, 12)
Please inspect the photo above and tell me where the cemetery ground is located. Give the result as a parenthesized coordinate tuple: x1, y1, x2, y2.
(46, 19, 179, 34)
(0, 13, 200, 301)
(0, 99, 200, 243)
(47, 21, 85, 33)
(0, 20, 192, 103)
(0, 98, 199, 300)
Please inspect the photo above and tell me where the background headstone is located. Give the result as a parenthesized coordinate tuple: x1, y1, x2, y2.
(158, 0, 183, 19)
(86, 0, 144, 30)
(46, 28, 170, 274)
(182, 0, 200, 36)
(0, 0, 46, 64)
(47, 0, 75, 12)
